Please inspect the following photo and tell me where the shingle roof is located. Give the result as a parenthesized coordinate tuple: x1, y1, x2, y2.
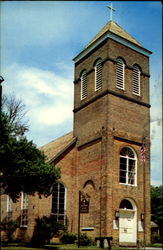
(73, 20, 151, 62)
(40, 131, 75, 163)
(85, 20, 143, 49)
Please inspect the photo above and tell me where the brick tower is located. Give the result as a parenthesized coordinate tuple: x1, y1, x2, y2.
(73, 21, 151, 245)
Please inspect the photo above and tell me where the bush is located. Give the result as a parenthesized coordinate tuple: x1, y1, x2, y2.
(60, 231, 77, 244)
(31, 215, 66, 246)
(151, 232, 159, 243)
(78, 233, 93, 246)
(0, 220, 19, 242)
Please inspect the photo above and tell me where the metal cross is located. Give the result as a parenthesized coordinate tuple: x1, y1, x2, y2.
(107, 3, 116, 21)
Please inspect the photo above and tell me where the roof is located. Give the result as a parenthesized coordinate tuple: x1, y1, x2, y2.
(73, 20, 152, 62)
(85, 20, 143, 49)
(40, 131, 76, 163)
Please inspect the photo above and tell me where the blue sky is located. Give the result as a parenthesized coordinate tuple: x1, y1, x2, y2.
(1, 1, 162, 186)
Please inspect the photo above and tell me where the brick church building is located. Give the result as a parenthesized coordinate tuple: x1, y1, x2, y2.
(1, 19, 152, 246)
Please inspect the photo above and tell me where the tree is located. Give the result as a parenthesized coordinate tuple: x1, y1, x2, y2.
(151, 185, 163, 241)
(1, 95, 29, 139)
(0, 95, 60, 201)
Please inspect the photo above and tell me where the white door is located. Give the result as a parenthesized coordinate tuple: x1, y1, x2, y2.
(119, 210, 136, 243)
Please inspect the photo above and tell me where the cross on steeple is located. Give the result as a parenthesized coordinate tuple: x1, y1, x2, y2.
(107, 3, 116, 21)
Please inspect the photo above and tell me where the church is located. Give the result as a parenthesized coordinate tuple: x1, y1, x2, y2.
(1, 10, 152, 246)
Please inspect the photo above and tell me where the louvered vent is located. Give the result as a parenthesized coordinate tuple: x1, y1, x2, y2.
(116, 58, 124, 89)
(133, 66, 140, 95)
(81, 71, 87, 99)
(95, 60, 102, 91)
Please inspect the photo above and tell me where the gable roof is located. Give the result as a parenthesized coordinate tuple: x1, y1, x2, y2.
(73, 20, 152, 63)
(40, 131, 76, 163)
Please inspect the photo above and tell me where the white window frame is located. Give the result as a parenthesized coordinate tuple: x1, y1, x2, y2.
(20, 192, 28, 227)
(6, 195, 13, 221)
(119, 147, 137, 186)
(51, 182, 67, 225)
(95, 59, 102, 91)
(132, 65, 141, 96)
(7, 195, 13, 212)
(116, 58, 125, 90)
(81, 70, 87, 100)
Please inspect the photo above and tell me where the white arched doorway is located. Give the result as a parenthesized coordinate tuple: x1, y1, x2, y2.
(119, 199, 137, 244)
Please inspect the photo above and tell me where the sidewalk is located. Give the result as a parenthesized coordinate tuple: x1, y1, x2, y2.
(134, 248, 162, 250)
(142, 248, 162, 250)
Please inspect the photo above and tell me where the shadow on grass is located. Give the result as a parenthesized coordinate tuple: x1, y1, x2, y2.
(1, 242, 60, 250)
(1, 243, 103, 250)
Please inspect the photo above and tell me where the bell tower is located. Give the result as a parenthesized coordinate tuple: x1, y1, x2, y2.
(72, 18, 151, 245)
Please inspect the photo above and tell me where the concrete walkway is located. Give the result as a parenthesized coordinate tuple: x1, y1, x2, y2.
(121, 248, 162, 250)
(138, 248, 162, 250)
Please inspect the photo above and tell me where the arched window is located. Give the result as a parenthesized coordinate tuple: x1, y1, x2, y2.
(119, 147, 136, 185)
(120, 199, 133, 210)
(51, 182, 66, 224)
(95, 59, 102, 91)
(81, 70, 87, 100)
(133, 65, 140, 95)
(21, 192, 28, 227)
(116, 58, 125, 89)
(83, 180, 95, 190)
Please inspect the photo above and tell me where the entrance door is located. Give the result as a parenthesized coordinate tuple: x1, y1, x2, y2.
(119, 210, 136, 243)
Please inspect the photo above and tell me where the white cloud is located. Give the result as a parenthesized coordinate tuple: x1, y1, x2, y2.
(3, 63, 74, 129)
(36, 105, 71, 126)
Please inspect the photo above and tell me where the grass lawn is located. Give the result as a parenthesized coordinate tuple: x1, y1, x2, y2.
(2, 243, 162, 250)
(0, 243, 102, 250)
(151, 243, 163, 248)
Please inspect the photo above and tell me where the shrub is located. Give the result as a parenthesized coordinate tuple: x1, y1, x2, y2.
(0, 220, 19, 242)
(60, 231, 77, 244)
(78, 233, 93, 246)
(31, 215, 66, 246)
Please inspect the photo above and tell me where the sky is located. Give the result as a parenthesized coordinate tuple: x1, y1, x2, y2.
(1, 1, 162, 186)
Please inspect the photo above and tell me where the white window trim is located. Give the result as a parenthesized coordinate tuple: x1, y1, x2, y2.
(132, 65, 141, 96)
(51, 182, 67, 225)
(7, 195, 13, 212)
(116, 58, 125, 90)
(95, 59, 102, 91)
(81, 71, 87, 100)
(21, 192, 28, 210)
(20, 192, 28, 227)
(119, 147, 137, 186)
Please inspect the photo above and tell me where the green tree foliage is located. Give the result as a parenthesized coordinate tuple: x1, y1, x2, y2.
(151, 185, 163, 239)
(0, 96, 60, 201)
